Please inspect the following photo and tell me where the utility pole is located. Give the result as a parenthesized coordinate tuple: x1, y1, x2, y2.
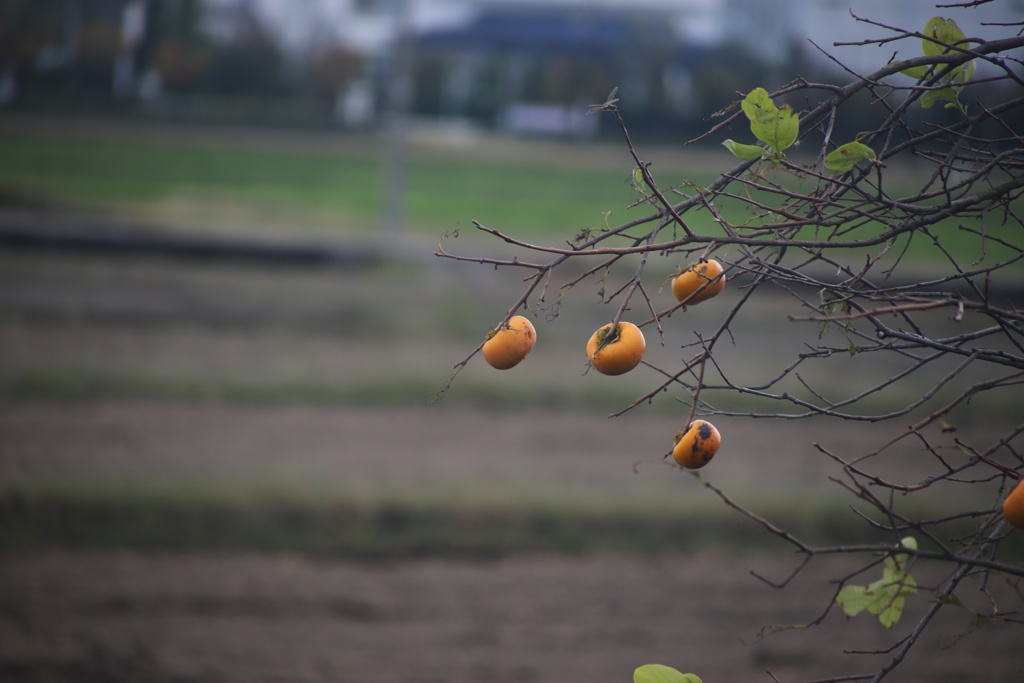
(381, 0, 412, 244)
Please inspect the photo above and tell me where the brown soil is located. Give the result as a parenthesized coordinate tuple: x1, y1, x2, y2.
(1, 403, 1022, 683)
(1, 548, 1021, 683)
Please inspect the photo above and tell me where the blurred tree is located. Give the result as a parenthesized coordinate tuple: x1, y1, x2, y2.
(191, 5, 286, 97)
(0, 0, 62, 69)
(309, 44, 364, 102)
(147, 0, 208, 91)
(154, 38, 209, 91)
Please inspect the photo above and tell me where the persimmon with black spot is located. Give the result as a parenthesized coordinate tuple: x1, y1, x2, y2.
(672, 420, 721, 469)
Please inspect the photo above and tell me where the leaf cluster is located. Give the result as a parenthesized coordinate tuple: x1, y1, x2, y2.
(725, 87, 876, 173)
(836, 537, 919, 628)
(899, 17, 976, 114)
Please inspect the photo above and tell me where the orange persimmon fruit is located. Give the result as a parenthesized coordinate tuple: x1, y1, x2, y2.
(586, 322, 645, 375)
(1002, 478, 1024, 529)
(671, 259, 726, 305)
(482, 315, 537, 369)
(672, 420, 721, 469)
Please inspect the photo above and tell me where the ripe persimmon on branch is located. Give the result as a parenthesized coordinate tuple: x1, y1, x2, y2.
(437, 9, 1023, 682)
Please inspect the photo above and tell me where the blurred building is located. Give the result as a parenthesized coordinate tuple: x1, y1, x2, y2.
(2, 0, 1020, 134)
(409, 3, 709, 136)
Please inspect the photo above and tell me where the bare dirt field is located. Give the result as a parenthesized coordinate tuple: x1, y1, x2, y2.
(2, 544, 1022, 683)
(1, 402, 1023, 683)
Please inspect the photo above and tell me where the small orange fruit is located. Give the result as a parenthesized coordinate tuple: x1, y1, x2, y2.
(482, 315, 537, 369)
(1002, 478, 1024, 529)
(671, 259, 726, 305)
(672, 420, 721, 469)
(586, 322, 645, 375)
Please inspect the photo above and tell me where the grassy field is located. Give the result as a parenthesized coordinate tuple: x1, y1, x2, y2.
(2, 114, 1019, 267)
(0, 115, 716, 240)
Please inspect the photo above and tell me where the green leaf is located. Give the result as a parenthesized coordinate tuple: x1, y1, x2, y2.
(899, 64, 930, 79)
(739, 87, 799, 154)
(936, 594, 968, 610)
(722, 139, 766, 161)
(836, 537, 918, 628)
(952, 58, 976, 84)
(876, 581, 916, 628)
(922, 17, 968, 57)
(740, 87, 778, 123)
(921, 17, 976, 84)
(836, 575, 917, 628)
(837, 583, 883, 617)
(634, 664, 702, 683)
(751, 105, 798, 154)
(921, 86, 958, 109)
(825, 141, 876, 172)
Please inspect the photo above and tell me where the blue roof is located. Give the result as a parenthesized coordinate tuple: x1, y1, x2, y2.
(414, 5, 696, 61)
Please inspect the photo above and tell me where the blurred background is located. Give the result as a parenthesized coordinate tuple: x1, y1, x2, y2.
(1, 1, 1023, 682)
(0, 0, 926, 136)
